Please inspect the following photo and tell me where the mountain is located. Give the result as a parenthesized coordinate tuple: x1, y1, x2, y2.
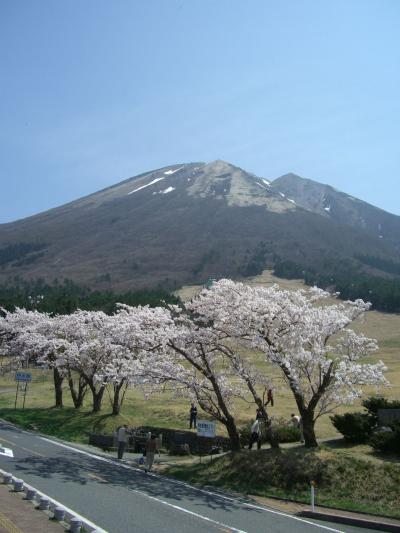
(0, 160, 399, 297)
(270, 173, 400, 248)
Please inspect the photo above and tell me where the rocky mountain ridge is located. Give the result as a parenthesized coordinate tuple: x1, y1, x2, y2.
(0, 160, 399, 292)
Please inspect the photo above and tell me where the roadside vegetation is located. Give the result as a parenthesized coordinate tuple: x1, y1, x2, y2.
(165, 445, 400, 519)
(0, 271, 399, 519)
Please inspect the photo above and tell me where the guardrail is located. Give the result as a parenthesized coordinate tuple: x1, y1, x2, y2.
(0, 468, 107, 533)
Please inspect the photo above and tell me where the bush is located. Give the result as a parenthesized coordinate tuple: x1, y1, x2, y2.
(362, 397, 400, 424)
(239, 421, 253, 446)
(269, 418, 301, 443)
(169, 443, 191, 455)
(369, 424, 400, 454)
(330, 412, 374, 443)
(239, 417, 301, 447)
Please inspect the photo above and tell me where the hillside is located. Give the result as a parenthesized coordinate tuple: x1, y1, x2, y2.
(271, 173, 400, 248)
(0, 161, 399, 301)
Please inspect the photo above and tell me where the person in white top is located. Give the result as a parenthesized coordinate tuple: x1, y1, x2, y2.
(249, 419, 262, 450)
(117, 424, 129, 459)
(290, 413, 304, 443)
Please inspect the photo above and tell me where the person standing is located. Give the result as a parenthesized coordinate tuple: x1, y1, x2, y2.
(117, 424, 129, 459)
(145, 434, 159, 473)
(265, 389, 274, 407)
(290, 413, 304, 443)
(189, 403, 197, 429)
(249, 418, 262, 450)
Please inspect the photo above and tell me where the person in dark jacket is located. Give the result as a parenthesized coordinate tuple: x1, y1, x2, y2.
(189, 403, 197, 429)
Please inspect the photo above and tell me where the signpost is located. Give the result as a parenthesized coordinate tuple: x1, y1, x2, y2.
(14, 372, 32, 409)
(197, 420, 216, 464)
(197, 420, 216, 438)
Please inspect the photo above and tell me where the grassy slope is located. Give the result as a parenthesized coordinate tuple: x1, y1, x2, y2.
(1, 270, 399, 443)
(165, 446, 400, 519)
(0, 270, 399, 519)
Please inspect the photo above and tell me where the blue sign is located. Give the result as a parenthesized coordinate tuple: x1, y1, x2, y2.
(15, 372, 32, 382)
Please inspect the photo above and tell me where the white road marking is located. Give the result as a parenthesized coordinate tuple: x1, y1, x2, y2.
(38, 436, 345, 532)
(161, 477, 346, 533)
(130, 488, 247, 533)
(0, 446, 13, 458)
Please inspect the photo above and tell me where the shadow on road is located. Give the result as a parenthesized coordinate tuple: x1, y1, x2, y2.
(14, 446, 262, 516)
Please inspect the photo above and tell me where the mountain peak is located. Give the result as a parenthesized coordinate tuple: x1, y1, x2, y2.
(186, 160, 296, 213)
(1, 159, 399, 293)
(276, 172, 304, 180)
(203, 160, 240, 173)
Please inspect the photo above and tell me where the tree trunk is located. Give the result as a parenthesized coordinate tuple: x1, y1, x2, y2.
(111, 381, 127, 416)
(249, 388, 279, 449)
(224, 415, 241, 452)
(246, 381, 269, 421)
(68, 372, 87, 409)
(266, 420, 280, 449)
(91, 384, 106, 413)
(53, 368, 63, 408)
(300, 410, 318, 448)
(281, 363, 319, 448)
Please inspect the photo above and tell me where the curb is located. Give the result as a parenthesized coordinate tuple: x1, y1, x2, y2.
(299, 511, 400, 532)
(0, 469, 107, 533)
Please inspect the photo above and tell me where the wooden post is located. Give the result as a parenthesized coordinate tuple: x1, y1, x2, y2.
(14, 381, 20, 410)
(22, 382, 28, 409)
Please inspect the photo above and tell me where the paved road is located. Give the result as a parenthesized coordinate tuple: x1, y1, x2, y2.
(0, 420, 377, 533)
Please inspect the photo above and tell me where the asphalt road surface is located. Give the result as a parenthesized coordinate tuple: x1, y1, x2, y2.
(0, 420, 378, 533)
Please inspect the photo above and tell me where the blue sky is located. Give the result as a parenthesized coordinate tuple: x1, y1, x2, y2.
(1, 0, 399, 222)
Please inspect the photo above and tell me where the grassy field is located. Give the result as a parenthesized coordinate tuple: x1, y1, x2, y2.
(175, 270, 400, 439)
(0, 270, 399, 444)
(164, 445, 400, 519)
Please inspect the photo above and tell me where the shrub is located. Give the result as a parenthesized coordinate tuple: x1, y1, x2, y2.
(362, 397, 400, 424)
(369, 424, 400, 454)
(269, 418, 301, 443)
(239, 421, 253, 447)
(239, 417, 301, 447)
(330, 412, 374, 443)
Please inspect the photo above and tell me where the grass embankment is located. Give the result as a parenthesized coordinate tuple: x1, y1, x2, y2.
(0, 406, 125, 443)
(0, 270, 399, 519)
(165, 446, 400, 519)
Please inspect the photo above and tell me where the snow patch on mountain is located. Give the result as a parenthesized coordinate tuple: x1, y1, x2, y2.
(153, 186, 176, 195)
(128, 177, 165, 195)
(164, 166, 184, 175)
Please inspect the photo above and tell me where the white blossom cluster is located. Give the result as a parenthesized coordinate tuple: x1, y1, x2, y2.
(0, 279, 388, 443)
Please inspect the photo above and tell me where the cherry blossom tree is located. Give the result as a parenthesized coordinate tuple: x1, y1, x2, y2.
(189, 279, 388, 447)
(134, 303, 258, 451)
(99, 304, 175, 415)
(155, 332, 243, 450)
(184, 297, 274, 422)
(0, 308, 67, 407)
(54, 310, 118, 412)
